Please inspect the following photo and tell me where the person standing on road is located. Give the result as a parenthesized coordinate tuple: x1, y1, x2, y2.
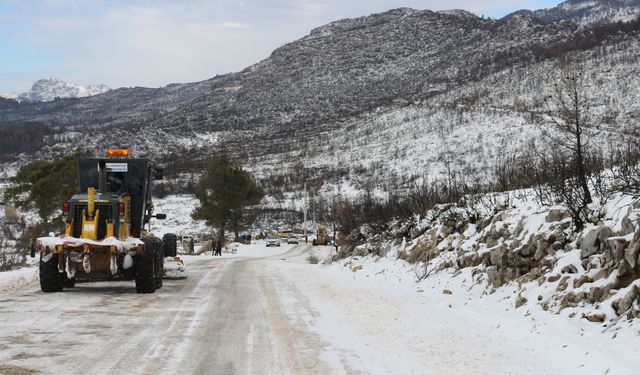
(189, 238, 194, 255)
(215, 237, 222, 256)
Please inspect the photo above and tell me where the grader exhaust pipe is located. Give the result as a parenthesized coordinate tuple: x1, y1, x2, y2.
(98, 159, 107, 193)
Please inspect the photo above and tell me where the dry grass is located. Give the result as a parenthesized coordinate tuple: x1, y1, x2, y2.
(397, 242, 435, 264)
(0, 364, 37, 375)
(3, 205, 21, 223)
(0, 251, 25, 271)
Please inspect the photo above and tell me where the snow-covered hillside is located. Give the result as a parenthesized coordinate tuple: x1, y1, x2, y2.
(5, 37, 636, 212)
(4, 12, 637, 210)
(334, 178, 640, 327)
(235, 34, 640, 207)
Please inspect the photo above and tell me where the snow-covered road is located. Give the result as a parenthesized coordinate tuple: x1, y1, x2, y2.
(0, 242, 635, 374)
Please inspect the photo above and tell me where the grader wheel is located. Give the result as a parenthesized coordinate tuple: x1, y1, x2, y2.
(39, 254, 63, 293)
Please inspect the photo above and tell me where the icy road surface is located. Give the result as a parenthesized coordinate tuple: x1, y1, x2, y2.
(0, 242, 631, 374)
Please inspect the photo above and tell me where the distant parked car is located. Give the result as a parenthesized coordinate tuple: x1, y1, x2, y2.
(181, 235, 198, 243)
(287, 236, 299, 244)
(266, 236, 281, 247)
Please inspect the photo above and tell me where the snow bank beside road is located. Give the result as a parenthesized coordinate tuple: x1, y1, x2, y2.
(275, 245, 638, 374)
(0, 266, 38, 294)
(318, 187, 640, 373)
(338, 189, 640, 323)
(331, 254, 638, 374)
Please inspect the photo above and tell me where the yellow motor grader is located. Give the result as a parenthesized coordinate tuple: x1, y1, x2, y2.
(33, 149, 186, 294)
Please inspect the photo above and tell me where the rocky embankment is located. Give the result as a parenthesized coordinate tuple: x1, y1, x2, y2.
(338, 192, 640, 324)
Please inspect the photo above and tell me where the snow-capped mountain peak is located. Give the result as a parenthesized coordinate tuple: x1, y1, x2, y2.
(0, 92, 19, 101)
(18, 77, 110, 102)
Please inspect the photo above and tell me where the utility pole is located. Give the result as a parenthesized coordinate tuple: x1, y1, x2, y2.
(303, 182, 308, 244)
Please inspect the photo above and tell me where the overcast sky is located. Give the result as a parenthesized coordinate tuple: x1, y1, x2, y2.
(0, 0, 560, 93)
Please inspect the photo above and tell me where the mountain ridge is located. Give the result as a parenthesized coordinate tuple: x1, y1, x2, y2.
(504, 0, 640, 25)
(0, 9, 576, 130)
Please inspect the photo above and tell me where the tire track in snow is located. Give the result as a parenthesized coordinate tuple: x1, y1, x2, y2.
(73, 258, 227, 375)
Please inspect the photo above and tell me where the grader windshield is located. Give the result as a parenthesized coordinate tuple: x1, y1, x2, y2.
(76, 158, 153, 236)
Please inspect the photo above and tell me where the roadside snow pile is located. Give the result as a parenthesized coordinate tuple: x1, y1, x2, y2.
(336, 190, 640, 327)
(0, 265, 38, 293)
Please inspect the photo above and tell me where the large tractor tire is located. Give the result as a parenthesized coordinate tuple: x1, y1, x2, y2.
(155, 238, 164, 290)
(135, 237, 158, 294)
(162, 233, 177, 257)
(40, 254, 63, 293)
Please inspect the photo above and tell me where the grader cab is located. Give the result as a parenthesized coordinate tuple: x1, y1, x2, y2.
(34, 149, 184, 294)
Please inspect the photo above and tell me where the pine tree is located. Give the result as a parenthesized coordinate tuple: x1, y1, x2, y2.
(4, 153, 83, 229)
(192, 154, 264, 252)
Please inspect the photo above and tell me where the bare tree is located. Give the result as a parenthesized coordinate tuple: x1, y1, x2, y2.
(612, 141, 640, 200)
(542, 59, 595, 231)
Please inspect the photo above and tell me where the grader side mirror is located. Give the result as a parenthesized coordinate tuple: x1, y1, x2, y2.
(153, 167, 164, 180)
